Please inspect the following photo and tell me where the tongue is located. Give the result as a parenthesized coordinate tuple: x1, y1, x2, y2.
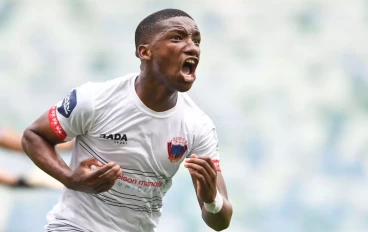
(182, 66, 191, 75)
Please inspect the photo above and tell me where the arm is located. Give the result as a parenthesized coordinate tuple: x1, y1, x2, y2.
(0, 127, 24, 152)
(22, 109, 121, 193)
(0, 126, 73, 153)
(185, 155, 233, 231)
(22, 111, 75, 186)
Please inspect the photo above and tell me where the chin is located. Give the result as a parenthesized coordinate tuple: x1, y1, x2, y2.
(176, 83, 193, 92)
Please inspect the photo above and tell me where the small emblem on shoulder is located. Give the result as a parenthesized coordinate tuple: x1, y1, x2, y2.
(57, 89, 77, 118)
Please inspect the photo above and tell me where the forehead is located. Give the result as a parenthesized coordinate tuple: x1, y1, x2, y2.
(156, 16, 200, 34)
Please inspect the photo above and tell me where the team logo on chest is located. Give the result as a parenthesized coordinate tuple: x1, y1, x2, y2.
(167, 137, 188, 162)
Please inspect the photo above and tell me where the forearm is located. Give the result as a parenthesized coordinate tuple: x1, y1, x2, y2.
(202, 197, 233, 231)
(21, 128, 72, 187)
(0, 128, 24, 152)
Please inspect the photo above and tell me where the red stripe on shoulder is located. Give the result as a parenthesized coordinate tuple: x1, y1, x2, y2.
(48, 106, 67, 140)
(212, 159, 221, 172)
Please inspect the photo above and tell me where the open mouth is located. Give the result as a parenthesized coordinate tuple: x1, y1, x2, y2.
(181, 58, 198, 78)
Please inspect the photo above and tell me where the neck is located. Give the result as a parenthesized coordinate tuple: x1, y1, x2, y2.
(135, 71, 178, 112)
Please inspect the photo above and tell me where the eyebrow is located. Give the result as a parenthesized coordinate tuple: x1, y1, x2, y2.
(166, 28, 201, 36)
(190, 30, 201, 37)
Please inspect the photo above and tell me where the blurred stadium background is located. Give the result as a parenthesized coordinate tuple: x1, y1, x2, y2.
(0, 0, 367, 231)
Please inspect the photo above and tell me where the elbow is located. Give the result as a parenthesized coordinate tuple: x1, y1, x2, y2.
(21, 127, 37, 155)
(213, 221, 231, 231)
(214, 205, 233, 231)
(207, 210, 233, 231)
(21, 128, 32, 153)
(214, 226, 228, 231)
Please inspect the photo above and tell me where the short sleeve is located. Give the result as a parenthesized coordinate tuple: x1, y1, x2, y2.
(190, 123, 221, 172)
(48, 83, 96, 141)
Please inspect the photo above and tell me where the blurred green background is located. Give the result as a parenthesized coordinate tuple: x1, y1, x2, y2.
(0, 0, 367, 231)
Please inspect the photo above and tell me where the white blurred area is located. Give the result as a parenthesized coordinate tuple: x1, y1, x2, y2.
(0, 0, 367, 231)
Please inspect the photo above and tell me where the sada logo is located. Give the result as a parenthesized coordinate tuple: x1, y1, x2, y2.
(100, 133, 128, 145)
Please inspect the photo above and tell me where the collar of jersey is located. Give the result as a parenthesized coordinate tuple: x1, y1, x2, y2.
(129, 74, 179, 118)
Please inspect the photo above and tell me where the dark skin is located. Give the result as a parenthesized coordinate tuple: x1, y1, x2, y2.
(136, 17, 201, 111)
(137, 17, 232, 231)
(22, 16, 232, 231)
(21, 114, 122, 193)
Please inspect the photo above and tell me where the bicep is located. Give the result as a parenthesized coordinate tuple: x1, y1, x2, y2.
(191, 172, 229, 209)
(25, 110, 65, 146)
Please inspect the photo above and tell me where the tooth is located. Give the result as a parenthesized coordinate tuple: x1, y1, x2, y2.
(186, 59, 195, 64)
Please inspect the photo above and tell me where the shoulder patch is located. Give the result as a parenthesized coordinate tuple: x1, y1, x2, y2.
(57, 89, 77, 118)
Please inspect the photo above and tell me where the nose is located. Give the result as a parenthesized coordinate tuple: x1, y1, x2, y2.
(183, 39, 200, 58)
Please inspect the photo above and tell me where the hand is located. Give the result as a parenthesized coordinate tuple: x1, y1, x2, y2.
(66, 158, 122, 193)
(184, 154, 218, 203)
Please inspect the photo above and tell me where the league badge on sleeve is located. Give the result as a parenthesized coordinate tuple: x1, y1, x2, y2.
(57, 89, 77, 118)
(167, 137, 188, 162)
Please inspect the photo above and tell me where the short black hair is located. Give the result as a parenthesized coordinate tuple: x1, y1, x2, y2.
(135, 9, 193, 57)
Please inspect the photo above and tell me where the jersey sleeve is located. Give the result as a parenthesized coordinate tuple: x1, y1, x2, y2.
(190, 122, 221, 172)
(48, 82, 96, 141)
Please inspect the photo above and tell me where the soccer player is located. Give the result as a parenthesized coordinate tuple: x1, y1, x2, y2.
(22, 8, 233, 231)
(0, 126, 73, 188)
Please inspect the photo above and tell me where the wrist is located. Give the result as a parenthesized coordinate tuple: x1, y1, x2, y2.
(61, 169, 74, 189)
(204, 188, 224, 214)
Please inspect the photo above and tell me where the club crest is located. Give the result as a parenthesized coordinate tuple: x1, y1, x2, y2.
(167, 137, 188, 162)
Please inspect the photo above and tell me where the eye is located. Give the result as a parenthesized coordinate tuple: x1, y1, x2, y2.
(171, 35, 182, 41)
(193, 38, 201, 44)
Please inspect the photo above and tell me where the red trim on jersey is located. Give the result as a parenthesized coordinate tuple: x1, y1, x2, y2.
(48, 106, 67, 140)
(213, 159, 221, 172)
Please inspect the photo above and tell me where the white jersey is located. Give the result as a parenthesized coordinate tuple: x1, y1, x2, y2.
(46, 73, 221, 232)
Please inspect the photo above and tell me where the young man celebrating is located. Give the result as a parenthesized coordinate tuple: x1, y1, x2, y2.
(22, 9, 233, 232)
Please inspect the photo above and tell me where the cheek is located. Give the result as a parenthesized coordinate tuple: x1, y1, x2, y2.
(153, 44, 181, 74)
(157, 57, 179, 74)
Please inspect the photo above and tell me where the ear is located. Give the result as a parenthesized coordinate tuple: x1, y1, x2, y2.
(137, 44, 152, 60)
